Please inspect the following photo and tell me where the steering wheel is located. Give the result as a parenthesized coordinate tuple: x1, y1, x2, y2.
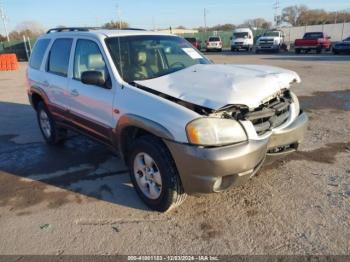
(170, 62, 186, 69)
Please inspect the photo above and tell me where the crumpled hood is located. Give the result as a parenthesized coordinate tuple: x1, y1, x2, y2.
(135, 64, 300, 110)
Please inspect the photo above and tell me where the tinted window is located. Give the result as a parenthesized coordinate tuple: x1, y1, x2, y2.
(73, 39, 109, 81)
(29, 39, 50, 70)
(185, 38, 196, 43)
(344, 37, 350, 41)
(209, 37, 220, 42)
(48, 38, 73, 77)
(304, 33, 323, 39)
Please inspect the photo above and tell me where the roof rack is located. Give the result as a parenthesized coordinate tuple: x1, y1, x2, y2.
(46, 27, 146, 34)
(46, 27, 99, 34)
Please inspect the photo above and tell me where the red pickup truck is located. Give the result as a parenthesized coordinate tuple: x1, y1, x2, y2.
(294, 32, 332, 54)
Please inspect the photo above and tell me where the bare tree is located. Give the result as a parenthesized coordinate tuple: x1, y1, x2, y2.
(242, 18, 272, 29)
(282, 5, 350, 26)
(14, 21, 46, 35)
(0, 34, 6, 42)
(102, 20, 129, 29)
(282, 5, 308, 26)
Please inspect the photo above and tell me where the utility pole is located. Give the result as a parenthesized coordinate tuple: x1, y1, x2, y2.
(0, 0, 10, 42)
(203, 8, 207, 32)
(273, 0, 280, 27)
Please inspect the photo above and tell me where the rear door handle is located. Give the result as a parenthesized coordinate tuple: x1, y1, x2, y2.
(71, 89, 79, 97)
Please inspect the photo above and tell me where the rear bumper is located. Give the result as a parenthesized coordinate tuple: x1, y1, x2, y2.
(231, 44, 250, 49)
(165, 112, 308, 194)
(295, 45, 321, 50)
(206, 46, 222, 50)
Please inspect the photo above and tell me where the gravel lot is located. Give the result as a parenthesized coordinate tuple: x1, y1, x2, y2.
(0, 53, 349, 255)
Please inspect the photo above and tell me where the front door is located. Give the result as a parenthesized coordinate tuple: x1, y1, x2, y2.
(68, 38, 115, 142)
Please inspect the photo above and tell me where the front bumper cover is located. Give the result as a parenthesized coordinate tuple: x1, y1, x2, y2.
(164, 112, 308, 194)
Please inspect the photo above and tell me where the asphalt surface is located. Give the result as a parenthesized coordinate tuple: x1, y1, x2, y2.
(0, 52, 349, 255)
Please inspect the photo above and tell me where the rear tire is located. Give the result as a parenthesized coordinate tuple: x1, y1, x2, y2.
(36, 102, 67, 145)
(128, 135, 187, 212)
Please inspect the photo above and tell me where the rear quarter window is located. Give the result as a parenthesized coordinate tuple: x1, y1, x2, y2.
(29, 39, 51, 70)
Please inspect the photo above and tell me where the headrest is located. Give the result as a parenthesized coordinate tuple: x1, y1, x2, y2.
(136, 51, 147, 66)
(88, 54, 105, 69)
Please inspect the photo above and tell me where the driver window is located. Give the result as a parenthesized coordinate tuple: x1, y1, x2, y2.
(73, 39, 109, 81)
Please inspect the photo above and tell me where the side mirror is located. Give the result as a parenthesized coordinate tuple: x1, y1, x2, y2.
(81, 71, 109, 88)
(249, 35, 252, 39)
(230, 37, 233, 40)
(327, 36, 331, 39)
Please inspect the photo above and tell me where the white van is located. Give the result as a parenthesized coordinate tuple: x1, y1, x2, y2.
(231, 28, 254, 51)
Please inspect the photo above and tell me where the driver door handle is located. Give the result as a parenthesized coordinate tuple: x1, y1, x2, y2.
(71, 89, 79, 97)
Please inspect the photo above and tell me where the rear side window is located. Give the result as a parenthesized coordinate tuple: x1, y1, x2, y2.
(29, 39, 50, 70)
(47, 38, 73, 77)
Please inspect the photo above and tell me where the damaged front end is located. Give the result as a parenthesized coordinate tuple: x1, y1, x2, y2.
(211, 89, 294, 136)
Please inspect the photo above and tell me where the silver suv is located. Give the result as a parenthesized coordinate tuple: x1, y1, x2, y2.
(27, 27, 308, 211)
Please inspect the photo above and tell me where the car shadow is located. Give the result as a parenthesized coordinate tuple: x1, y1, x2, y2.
(0, 101, 149, 211)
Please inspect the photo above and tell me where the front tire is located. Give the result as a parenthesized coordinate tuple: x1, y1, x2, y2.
(36, 102, 67, 145)
(128, 135, 187, 212)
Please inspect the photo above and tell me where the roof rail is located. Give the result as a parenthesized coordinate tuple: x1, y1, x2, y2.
(46, 27, 100, 34)
(47, 27, 147, 34)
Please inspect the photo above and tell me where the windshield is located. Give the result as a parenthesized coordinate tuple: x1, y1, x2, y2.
(106, 35, 210, 83)
(233, 32, 248, 38)
(263, 31, 280, 37)
(344, 37, 350, 42)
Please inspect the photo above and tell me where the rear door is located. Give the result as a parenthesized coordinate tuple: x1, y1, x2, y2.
(45, 38, 73, 119)
(67, 38, 115, 142)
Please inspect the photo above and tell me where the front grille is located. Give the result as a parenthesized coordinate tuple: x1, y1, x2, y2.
(244, 90, 292, 136)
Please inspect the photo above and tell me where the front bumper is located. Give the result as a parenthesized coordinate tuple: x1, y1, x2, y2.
(231, 44, 250, 49)
(256, 44, 279, 50)
(165, 112, 308, 194)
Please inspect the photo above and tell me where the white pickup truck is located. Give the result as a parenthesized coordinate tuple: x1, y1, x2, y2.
(27, 27, 307, 211)
(256, 30, 288, 53)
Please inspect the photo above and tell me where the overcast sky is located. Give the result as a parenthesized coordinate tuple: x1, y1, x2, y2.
(1, 0, 350, 32)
